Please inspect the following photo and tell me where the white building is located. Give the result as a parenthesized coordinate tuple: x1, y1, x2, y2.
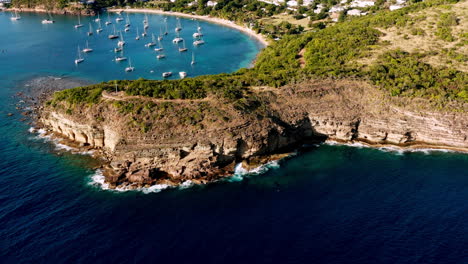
(350, 0, 375, 8)
(206, 1, 217, 7)
(314, 4, 324, 14)
(287, 0, 298, 7)
(347, 9, 363, 16)
(389, 5, 403, 10)
(329, 6, 345, 13)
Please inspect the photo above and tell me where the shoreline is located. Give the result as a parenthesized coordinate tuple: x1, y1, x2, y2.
(6, 7, 95, 16)
(108, 8, 270, 48)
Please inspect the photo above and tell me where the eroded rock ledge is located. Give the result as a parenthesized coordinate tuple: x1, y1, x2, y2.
(39, 80, 468, 188)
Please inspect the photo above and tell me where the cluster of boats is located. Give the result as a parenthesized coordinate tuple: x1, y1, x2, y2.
(10, 10, 207, 78)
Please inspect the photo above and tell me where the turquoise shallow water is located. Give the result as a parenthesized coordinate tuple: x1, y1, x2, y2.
(1, 11, 468, 264)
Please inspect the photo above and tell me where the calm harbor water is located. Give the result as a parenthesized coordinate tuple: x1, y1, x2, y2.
(1, 11, 467, 264)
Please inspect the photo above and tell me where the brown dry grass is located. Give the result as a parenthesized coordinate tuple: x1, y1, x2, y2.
(358, 1, 468, 72)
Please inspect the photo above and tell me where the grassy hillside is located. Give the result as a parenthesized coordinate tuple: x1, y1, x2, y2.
(49, 0, 467, 109)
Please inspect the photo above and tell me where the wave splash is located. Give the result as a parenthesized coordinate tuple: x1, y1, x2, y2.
(29, 127, 94, 155)
(324, 140, 463, 155)
(230, 160, 281, 182)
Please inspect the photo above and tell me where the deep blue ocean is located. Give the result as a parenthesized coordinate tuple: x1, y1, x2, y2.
(1, 11, 468, 264)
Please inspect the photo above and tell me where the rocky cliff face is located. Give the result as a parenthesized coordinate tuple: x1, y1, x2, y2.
(39, 80, 468, 188)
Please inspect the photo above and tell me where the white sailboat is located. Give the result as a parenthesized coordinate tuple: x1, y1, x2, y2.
(42, 12, 55, 24)
(156, 44, 165, 59)
(74, 14, 83, 28)
(115, 49, 127, 62)
(154, 39, 164, 52)
(162, 72, 172, 78)
(143, 13, 148, 24)
(145, 34, 156, 47)
(10, 10, 21, 21)
(96, 19, 103, 33)
(116, 15, 124, 22)
(179, 72, 187, 79)
(87, 23, 93, 36)
(175, 17, 182, 32)
(193, 36, 205, 46)
(114, 47, 123, 53)
(142, 27, 147, 37)
(108, 25, 118, 39)
(173, 31, 183, 43)
(135, 28, 140, 40)
(105, 12, 112, 25)
(125, 58, 135, 72)
(191, 52, 195, 65)
(75, 46, 84, 64)
(197, 20, 202, 31)
(158, 26, 163, 41)
(193, 27, 203, 38)
(82, 40, 93, 53)
(179, 41, 187, 52)
(95, 13, 101, 22)
(125, 13, 131, 27)
(118, 31, 125, 47)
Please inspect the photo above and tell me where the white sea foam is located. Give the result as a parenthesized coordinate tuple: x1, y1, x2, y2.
(230, 160, 281, 182)
(325, 140, 464, 155)
(88, 170, 173, 193)
(29, 127, 94, 155)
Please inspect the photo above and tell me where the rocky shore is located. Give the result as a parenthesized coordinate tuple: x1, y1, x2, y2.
(38, 79, 468, 189)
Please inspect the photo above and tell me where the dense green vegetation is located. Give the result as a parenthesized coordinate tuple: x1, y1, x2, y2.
(50, 0, 467, 108)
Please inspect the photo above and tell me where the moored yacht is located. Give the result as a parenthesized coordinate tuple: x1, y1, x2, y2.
(145, 34, 156, 47)
(175, 17, 182, 32)
(10, 10, 21, 21)
(125, 58, 135, 72)
(105, 12, 112, 25)
(42, 13, 55, 24)
(82, 41, 93, 53)
(87, 23, 93, 36)
(179, 41, 187, 52)
(108, 25, 118, 39)
(179, 72, 187, 79)
(162, 72, 172, 78)
(117, 31, 125, 47)
(75, 46, 84, 64)
(74, 14, 83, 28)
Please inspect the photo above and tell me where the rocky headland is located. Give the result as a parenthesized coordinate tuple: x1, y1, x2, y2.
(38, 79, 468, 189)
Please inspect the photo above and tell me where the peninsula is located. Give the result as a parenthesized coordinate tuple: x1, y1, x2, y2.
(27, 0, 467, 189)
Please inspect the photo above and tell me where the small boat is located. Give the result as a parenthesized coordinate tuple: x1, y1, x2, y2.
(125, 58, 134, 72)
(75, 46, 84, 64)
(142, 28, 147, 37)
(179, 41, 187, 52)
(143, 13, 148, 24)
(87, 23, 93, 36)
(117, 31, 125, 47)
(115, 50, 127, 62)
(156, 54, 166, 59)
(125, 14, 131, 27)
(179, 72, 187, 79)
(114, 47, 123, 53)
(173, 31, 183, 43)
(10, 10, 21, 21)
(164, 20, 168, 35)
(154, 39, 163, 51)
(191, 52, 195, 65)
(82, 40, 93, 53)
(162, 72, 172, 78)
(144, 22, 149, 30)
(193, 27, 203, 38)
(197, 20, 202, 31)
(96, 20, 103, 33)
(108, 25, 118, 39)
(95, 13, 101, 22)
(193, 40, 205, 46)
(42, 13, 55, 24)
(175, 18, 182, 32)
(158, 27, 163, 41)
(116, 16, 124, 22)
(124, 27, 130, 32)
(145, 34, 156, 47)
(135, 28, 140, 40)
(105, 12, 112, 25)
(74, 14, 83, 28)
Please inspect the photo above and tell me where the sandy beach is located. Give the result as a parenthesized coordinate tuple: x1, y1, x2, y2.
(108, 8, 269, 47)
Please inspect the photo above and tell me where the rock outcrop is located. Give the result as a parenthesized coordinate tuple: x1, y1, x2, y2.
(39, 80, 468, 188)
